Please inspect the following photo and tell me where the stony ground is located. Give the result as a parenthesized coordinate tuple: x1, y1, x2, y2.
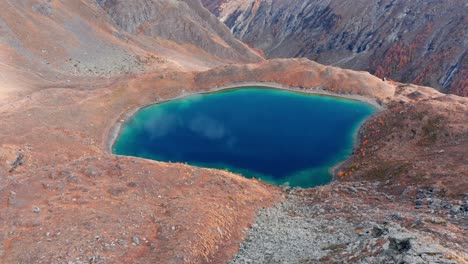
(230, 182, 467, 263)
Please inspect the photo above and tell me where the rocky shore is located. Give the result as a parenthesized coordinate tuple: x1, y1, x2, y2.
(230, 182, 467, 263)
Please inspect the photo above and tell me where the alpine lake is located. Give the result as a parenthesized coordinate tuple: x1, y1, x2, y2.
(113, 87, 376, 188)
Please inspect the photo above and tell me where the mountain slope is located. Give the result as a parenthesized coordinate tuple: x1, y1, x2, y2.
(0, 1, 466, 263)
(0, 0, 262, 102)
(202, 0, 467, 96)
(96, 0, 263, 63)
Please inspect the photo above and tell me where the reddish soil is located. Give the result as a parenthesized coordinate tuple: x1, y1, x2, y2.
(1, 59, 466, 263)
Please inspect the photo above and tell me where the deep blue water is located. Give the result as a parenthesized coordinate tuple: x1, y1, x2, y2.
(113, 88, 375, 188)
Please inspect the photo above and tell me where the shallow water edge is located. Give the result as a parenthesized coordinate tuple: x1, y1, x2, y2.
(106, 82, 382, 184)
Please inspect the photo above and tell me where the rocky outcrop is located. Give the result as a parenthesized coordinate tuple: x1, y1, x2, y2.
(202, 0, 467, 96)
(95, 0, 262, 63)
(231, 182, 466, 263)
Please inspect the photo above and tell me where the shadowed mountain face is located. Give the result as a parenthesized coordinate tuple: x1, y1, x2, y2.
(201, 0, 467, 96)
(95, 0, 262, 63)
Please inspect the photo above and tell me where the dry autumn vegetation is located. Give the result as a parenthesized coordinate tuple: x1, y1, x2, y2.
(0, 0, 467, 263)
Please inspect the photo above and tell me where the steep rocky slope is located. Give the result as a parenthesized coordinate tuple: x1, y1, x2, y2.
(202, 0, 467, 96)
(0, 0, 262, 102)
(96, 0, 263, 63)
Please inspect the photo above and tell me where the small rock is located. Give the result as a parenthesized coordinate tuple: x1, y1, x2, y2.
(389, 233, 414, 253)
(411, 219, 424, 228)
(462, 202, 468, 212)
(117, 239, 127, 246)
(8, 153, 24, 172)
(107, 187, 127, 196)
(348, 186, 358, 193)
(132, 236, 140, 245)
(416, 192, 425, 199)
(391, 213, 404, 221)
(281, 184, 291, 192)
(49, 172, 57, 180)
(383, 193, 393, 201)
(372, 225, 387, 237)
(429, 217, 446, 225)
(66, 174, 79, 183)
(8, 194, 17, 206)
(32, 207, 41, 213)
(449, 205, 461, 215)
(84, 167, 101, 178)
(127, 182, 137, 188)
(61, 170, 71, 177)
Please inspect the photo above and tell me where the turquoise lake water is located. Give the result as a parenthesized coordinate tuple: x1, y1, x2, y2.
(113, 87, 376, 188)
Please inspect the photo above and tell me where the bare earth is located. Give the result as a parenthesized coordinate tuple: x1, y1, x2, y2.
(1, 58, 467, 263)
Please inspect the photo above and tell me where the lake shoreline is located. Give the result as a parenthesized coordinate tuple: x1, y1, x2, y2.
(106, 82, 383, 184)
